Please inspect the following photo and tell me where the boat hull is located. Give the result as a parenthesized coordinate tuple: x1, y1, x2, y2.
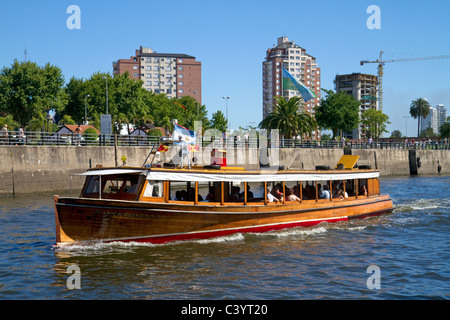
(54, 195, 393, 245)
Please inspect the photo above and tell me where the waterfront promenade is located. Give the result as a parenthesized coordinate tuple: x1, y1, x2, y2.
(1, 137, 448, 195)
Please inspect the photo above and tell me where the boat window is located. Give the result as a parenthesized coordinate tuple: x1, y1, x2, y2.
(84, 176, 100, 194)
(169, 181, 203, 201)
(144, 180, 164, 198)
(358, 179, 368, 196)
(199, 182, 220, 202)
(123, 175, 141, 194)
(246, 182, 265, 202)
(317, 181, 330, 200)
(301, 181, 316, 200)
(103, 177, 126, 195)
(331, 180, 347, 200)
(82, 174, 143, 199)
(267, 182, 284, 203)
(285, 182, 301, 202)
(226, 182, 244, 202)
(345, 179, 356, 197)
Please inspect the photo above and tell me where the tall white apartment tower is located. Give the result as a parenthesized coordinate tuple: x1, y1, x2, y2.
(262, 37, 321, 136)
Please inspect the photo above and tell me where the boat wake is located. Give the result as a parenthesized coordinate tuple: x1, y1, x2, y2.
(394, 198, 449, 212)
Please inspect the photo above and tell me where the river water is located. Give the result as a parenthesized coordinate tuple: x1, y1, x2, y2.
(0, 175, 448, 302)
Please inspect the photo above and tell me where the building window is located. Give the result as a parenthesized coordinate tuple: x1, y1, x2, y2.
(179, 66, 183, 71)
(179, 89, 184, 93)
(179, 82, 184, 86)
(133, 73, 138, 77)
(179, 74, 183, 78)
(178, 59, 183, 63)
(133, 65, 138, 69)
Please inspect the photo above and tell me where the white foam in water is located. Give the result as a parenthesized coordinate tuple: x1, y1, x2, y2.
(256, 226, 329, 239)
(396, 199, 442, 212)
(194, 233, 245, 244)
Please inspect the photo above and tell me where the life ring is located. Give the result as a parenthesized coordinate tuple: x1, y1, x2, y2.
(204, 165, 221, 170)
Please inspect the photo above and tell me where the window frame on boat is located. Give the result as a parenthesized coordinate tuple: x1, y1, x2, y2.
(140, 170, 380, 206)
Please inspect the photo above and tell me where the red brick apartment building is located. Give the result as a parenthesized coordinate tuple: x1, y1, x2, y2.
(113, 46, 201, 104)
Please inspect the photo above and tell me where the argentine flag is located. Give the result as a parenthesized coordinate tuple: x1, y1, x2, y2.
(282, 67, 317, 102)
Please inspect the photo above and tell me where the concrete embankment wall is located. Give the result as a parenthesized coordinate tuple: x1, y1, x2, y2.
(0, 146, 448, 195)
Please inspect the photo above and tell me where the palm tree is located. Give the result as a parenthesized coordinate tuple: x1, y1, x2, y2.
(410, 98, 431, 136)
(259, 96, 317, 139)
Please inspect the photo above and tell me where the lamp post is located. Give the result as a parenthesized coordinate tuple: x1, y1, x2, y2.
(102, 76, 109, 115)
(403, 116, 410, 137)
(193, 91, 199, 117)
(222, 96, 230, 130)
(84, 94, 90, 125)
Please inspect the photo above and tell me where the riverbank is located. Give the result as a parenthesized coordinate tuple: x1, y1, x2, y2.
(0, 145, 448, 195)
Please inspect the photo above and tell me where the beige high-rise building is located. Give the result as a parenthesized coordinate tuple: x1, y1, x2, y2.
(113, 46, 201, 104)
(262, 37, 321, 127)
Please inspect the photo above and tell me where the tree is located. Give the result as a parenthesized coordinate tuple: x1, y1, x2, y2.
(210, 110, 227, 132)
(361, 108, 390, 139)
(258, 96, 316, 139)
(0, 60, 66, 126)
(315, 89, 360, 138)
(409, 98, 431, 136)
(439, 121, 450, 138)
(390, 130, 402, 138)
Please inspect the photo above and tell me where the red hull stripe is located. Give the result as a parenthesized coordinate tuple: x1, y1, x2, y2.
(100, 216, 349, 245)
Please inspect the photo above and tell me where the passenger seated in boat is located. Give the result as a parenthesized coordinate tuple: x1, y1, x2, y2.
(359, 185, 368, 196)
(319, 185, 330, 199)
(337, 188, 348, 200)
(242, 185, 254, 201)
(287, 188, 300, 201)
(188, 187, 203, 201)
(181, 190, 187, 201)
(175, 190, 182, 201)
(272, 186, 284, 202)
(230, 186, 241, 201)
(206, 187, 214, 201)
(267, 187, 280, 203)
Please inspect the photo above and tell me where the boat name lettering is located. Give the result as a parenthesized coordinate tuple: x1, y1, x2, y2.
(99, 210, 160, 220)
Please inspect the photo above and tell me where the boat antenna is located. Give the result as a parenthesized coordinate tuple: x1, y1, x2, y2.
(142, 138, 161, 168)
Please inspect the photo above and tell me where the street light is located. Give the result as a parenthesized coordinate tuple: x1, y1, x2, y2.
(222, 96, 230, 130)
(403, 116, 410, 137)
(84, 94, 90, 125)
(193, 91, 199, 117)
(102, 76, 109, 115)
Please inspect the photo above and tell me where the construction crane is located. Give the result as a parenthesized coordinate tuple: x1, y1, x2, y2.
(360, 51, 450, 112)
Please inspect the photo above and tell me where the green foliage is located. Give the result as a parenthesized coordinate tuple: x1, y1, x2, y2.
(210, 110, 227, 132)
(361, 108, 390, 139)
(439, 122, 450, 138)
(315, 89, 360, 138)
(0, 60, 66, 126)
(419, 127, 437, 138)
(0, 115, 20, 130)
(409, 98, 431, 136)
(83, 127, 99, 142)
(259, 96, 316, 139)
(58, 114, 76, 125)
(147, 128, 163, 136)
(390, 129, 402, 138)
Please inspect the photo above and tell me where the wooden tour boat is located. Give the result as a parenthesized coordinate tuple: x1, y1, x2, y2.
(54, 152, 393, 246)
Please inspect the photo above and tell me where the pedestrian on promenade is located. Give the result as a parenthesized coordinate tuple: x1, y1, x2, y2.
(1, 124, 8, 145)
(74, 125, 82, 146)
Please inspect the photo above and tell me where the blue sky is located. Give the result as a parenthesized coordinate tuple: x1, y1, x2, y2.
(1, 0, 449, 136)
